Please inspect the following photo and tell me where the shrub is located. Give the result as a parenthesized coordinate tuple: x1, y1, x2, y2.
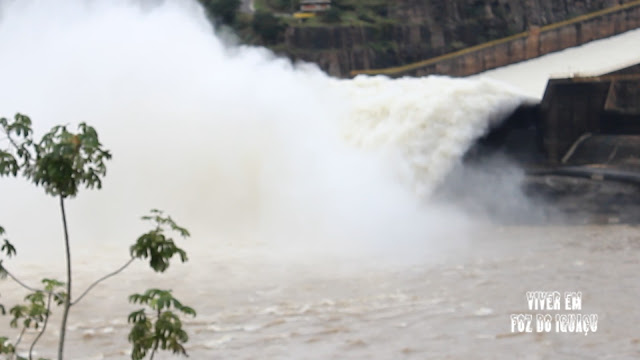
(200, 0, 241, 26)
(252, 11, 286, 44)
(322, 7, 341, 23)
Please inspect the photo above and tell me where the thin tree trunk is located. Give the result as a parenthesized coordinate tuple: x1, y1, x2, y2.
(57, 196, 72, 360)
(149, 308, 161, 360)
(30, 292, 53, 360)
(13, 328, 26, 360)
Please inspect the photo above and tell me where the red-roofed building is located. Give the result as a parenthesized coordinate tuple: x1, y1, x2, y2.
(300, 0, 331, 12)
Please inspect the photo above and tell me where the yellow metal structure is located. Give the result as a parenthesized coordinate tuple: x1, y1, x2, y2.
(293, 12, 316, 19)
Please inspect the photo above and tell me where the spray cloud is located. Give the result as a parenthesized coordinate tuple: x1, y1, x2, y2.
(0, 0, 530, 264)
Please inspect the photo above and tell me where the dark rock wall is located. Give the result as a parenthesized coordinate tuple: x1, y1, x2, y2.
(280, 0, 638, 77)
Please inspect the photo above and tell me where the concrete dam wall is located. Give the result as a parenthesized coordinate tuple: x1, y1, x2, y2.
(351, 1, 640, 78)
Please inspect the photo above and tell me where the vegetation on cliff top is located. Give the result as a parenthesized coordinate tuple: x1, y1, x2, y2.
(198, 0, 626, 76)
(199, 0, 398, 46)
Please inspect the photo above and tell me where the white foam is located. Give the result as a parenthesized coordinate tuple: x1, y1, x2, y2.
(0, 0, 524, 264)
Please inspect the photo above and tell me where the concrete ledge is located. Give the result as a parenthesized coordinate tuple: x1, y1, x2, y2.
(351, 0, 640, 77)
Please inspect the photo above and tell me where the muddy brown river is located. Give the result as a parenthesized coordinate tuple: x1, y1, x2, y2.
(2, 225, 638, 359)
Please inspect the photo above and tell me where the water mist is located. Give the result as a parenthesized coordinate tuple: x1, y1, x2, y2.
(0, 0, 530, 266)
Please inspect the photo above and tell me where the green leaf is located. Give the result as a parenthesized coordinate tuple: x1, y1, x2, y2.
(1, 239, 17, 258)
(41, 278, 64, 292)
(0, 151, 19, 177)
(131, 210, 189, 273)
(53, 291, 66, 306)
(127, 309, 147, 323)
(127, 289, 196, 359)
(179, 306, 196, 317)
(1, 115, 112, 198)
(0, 264, 6, 279)
(0, 336, 16, 354)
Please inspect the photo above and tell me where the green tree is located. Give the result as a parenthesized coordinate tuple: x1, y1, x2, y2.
(1, 113, 111, 359)
(128, 289, 196, 360)
(0, 114, 195, 359)
(252, 11, 286, 44)
(322, 7, 341, 23)
(266, 0, 299, 12)
(200, 0, 241, 26)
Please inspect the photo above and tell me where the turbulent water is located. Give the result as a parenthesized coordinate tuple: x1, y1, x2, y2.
(0, 0, 528, 262)
(0, 1, 639, 359)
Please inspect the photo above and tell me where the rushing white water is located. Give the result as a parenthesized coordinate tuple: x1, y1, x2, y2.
(0, 0, 527, 262)
(1, 1, 638, 359)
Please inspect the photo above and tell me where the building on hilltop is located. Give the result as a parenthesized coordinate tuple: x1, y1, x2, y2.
(300, 0, 331, 12)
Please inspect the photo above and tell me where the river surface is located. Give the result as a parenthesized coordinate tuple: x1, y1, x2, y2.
(1, 225, 639, 359)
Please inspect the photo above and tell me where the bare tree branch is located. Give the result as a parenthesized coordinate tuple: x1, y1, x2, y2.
(71, 257, 136, 307)
(13, 327, 27, 360)
(1, 265, 65, 305)
(2, 266, 40, 293)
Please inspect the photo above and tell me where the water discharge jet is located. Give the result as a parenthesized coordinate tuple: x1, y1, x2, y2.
(0, 0, 528, 263)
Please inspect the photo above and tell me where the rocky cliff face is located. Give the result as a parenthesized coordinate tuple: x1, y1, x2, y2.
(280, 0, 634, 77)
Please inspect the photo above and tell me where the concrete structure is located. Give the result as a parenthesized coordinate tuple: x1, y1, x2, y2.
(469, 62, 640, 167)
(300, 0, 331, 12)
(351, 0, 640, 77)
(465, 63, 640, 224)
(541, 73, 640, 164)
